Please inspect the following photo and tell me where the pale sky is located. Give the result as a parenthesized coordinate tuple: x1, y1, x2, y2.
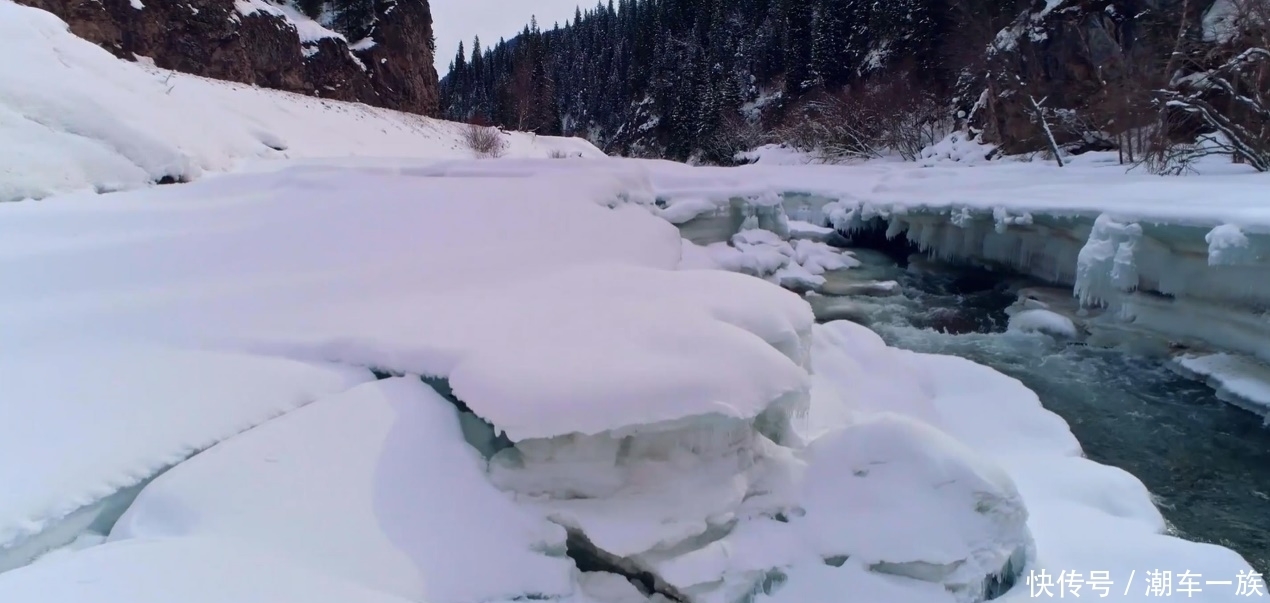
(430, 0, 585, 75)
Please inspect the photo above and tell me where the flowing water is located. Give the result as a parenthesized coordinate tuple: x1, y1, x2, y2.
(821, 248, 1270, 575)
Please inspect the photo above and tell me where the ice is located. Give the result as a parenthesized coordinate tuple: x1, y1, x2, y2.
(1075, 215, 1143, 307)
(0, 344, 371, 566)
(1206, 223, 1254, 266)
(112, 378, 574, 602)
(642, 156, 1270, 407)
(1173, 353, 1270, 417)
(0, 537, 417, 603)
(0, 1, 603, 202)
(659, 197, 722, 224)
(1007, 309, 1079, 339)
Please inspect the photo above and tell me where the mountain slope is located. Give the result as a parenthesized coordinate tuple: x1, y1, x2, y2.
(441, 0, 1268, 167)
(0, 0, 602, 203)
(11, 0, 440, 115)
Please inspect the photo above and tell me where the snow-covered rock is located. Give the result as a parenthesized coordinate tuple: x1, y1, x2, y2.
(1007, 309, 1079, 339)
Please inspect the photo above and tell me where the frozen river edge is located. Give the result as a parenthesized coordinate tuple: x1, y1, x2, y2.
(662, 172, 1270, 421)
(0, 159, 1257, 603)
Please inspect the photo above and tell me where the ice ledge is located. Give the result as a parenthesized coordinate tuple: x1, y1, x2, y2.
(1172, 353, 1270, 420)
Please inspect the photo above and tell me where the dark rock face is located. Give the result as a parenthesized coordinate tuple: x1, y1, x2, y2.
(15, 0, 438, 116)
(974, 0, 1219, 153)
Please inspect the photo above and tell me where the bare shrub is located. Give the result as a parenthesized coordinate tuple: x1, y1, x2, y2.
(548, 149, 570, 159)
(464, 123, 508, 158)
(700, 112, 773, 165)
(1142, 0, 1270, 173)
(778, 78, 951, 163)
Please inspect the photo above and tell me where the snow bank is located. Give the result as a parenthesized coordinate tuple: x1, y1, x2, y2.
(113, 378, 574, 602)
(806, 320, 1256, 603)
(1173, 353, 1270, 416)
(0, 344, 371, 568)
(0, 0, 603, 202)
(799, 414, 1029, 597)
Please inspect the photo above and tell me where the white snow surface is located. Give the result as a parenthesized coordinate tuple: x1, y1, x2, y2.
(0, 7, 1262, 601)
(0, 345, 372, 561)
(1007, 309, 1079, 339)
(0, 537, 418, 603)
(233, 0, 343, 44)
(112, 378, 575, 603)
(1174, 353, 1270, 415)
(0, 1, 602, 203)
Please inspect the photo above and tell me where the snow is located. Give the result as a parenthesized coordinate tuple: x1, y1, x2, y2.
(920, 132, 998, 166)
(1007, 309, 1079, 339)
(738, 144, 816, 166)
(636, 152, 1270, 408)
(0, 3, 1263, 600)
(1203, 0, 1242, 42)
(0, 538, 418, 603)
(798, 414, 1029, 595)
(1173, 353, 1270, 416)
(112, 378, 575, 602)
(658, 196, 721, 224)
(806, 321, 1257, 603)
(233, 0, 343, 44)
(0, 344, 371, 568)
(702, 228, 858, 291)
(0, 1, 603, 202)
(1206, 223, 1254, 266)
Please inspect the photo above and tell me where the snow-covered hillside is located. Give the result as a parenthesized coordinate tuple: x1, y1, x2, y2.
(0, 2, 1264, 602)
(0, 0, 600, 203)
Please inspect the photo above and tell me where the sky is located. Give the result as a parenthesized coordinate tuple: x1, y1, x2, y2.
(430, 0, 585, 76)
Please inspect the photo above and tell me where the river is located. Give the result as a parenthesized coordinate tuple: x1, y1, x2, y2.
(814, 247, 1270, 576)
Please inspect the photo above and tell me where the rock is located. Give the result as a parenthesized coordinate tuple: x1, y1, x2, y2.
(14, 0, 439, 116)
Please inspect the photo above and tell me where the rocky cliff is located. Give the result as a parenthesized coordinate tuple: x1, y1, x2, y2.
(14, 0, 439, 116)
(971, 0, 1226, 154)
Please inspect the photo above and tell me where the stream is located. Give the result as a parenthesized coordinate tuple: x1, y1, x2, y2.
(815, 247, 1270, 575)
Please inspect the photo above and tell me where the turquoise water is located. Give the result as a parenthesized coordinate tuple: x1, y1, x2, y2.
(826, 254, 1270, 575)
